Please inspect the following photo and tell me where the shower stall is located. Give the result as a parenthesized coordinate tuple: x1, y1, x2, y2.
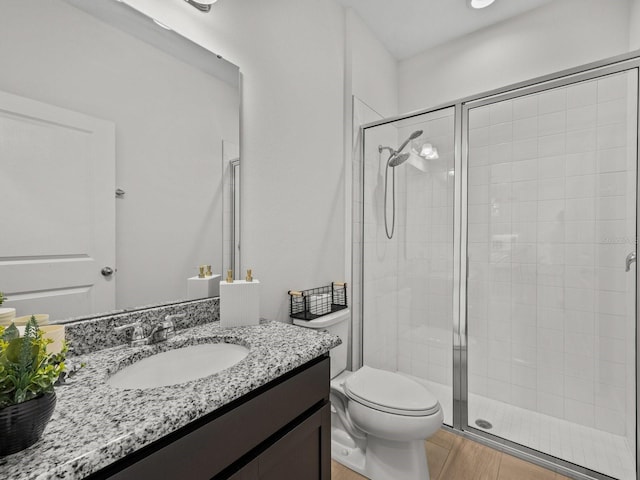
(355, 52, 640, 480)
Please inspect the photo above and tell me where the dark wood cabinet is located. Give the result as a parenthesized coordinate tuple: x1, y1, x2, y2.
(88, 355, 331, 480)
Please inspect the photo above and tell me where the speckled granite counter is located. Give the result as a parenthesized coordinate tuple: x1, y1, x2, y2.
(0, 320, 340, 480)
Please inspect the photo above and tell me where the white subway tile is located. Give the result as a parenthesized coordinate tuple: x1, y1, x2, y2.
(597, 74, 628, 103)
(596, 196, 626, 220)
(566, 128, 597, 154)
(537, 307, 564, 331)
(538, 135, 566, 158)
(539, 88, 567, 114)
(564, 353, 595, 380)
(490, 163, 512, 184)
(469, 145, 490, 166)
(566, 174, 596, 198)
(597, 290, 626, 316)
(566, 105, 597, 132)
(565, 221, 595, 244)
(538, 328, 564, 352)
(469, 126, 490, 147)
(567, 80, 597, 108)
(597, 336, 625, 364)
(537, 200, 564, 222)
(469, 106, 491, 128)
(512, 159, 538, 181)
(565, 310, 595, 335)
(597, 99, 627, 126)
(513, 117, 538, 140)
(538, 177, 564, 200)
(565, 198, 595, 221)
(565, 266, 595, 289)
(565, 287, 595, 312)
(537, 391, 565, 418)
(512, 181, 537, 202)
(489, 143, 512, 164)
(490, 101, 513, 124)
(538, 221, 564, 242)
(489, 122, 513, 145)
(511, 384, 537, 410)
(488, 358, 511, 382)
(596, 147, 627, 174)
(597, 313, 627, 339)
(565, 375, 594, 403)
(597, 172, 626, 197)
(538, 243, 566, 264)
(564, 398, 595, 427)
(539, 111, 566, 137)
(512, 138, 538, 161)
(537, 367, 564, 393)
(597, 124, 627, 150)
(565, 151, 596, 176)
(513, 95, 538, 119)
(511, 201, 537, 222)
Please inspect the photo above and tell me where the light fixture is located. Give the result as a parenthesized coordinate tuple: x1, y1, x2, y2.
(470, 0, 496, 9)
(184, 0, 217, 13)
(419, 143, 439, 160)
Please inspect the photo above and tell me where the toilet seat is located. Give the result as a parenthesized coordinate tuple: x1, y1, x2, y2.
(344, 366, 440, 417)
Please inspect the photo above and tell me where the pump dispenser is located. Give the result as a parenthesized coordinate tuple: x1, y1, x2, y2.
(220, 267, 260, 327)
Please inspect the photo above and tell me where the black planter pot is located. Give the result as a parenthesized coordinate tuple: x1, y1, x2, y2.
(0, 392, 56, 456)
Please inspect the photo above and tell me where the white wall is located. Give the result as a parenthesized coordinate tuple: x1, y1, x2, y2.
(347, 9, 398, 119)
(125, 0, 346, 321)
(399, 0, 632, 112)
(632, 0, 640, 50)
(345, 9, 398, 366)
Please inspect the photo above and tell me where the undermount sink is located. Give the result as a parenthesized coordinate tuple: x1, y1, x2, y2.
(107, 343, 249, 389)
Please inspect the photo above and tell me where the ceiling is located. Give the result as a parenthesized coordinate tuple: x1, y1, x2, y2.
(336, 0, 554, 60)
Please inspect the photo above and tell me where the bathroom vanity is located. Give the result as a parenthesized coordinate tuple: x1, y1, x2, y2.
(0, 316, 339, 480)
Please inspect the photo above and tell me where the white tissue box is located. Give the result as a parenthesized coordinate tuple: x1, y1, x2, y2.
(187, 274, 221, 300)
(219, 279, 260, 327)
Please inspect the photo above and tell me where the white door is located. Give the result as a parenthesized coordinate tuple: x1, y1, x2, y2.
(0, 90, 115, 321)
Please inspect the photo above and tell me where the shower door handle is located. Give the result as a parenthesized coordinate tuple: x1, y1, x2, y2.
(625, 252, 636, 272)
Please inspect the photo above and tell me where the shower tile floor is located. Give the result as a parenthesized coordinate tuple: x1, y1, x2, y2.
(405, 376, 636, 480)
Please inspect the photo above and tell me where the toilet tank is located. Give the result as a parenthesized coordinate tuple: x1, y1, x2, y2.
(292, 309, 350, 378)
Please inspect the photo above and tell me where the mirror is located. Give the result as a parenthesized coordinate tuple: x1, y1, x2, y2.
(0, 0, 240, 322)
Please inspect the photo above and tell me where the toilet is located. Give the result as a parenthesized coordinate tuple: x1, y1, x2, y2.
(293, 309, 443, 480)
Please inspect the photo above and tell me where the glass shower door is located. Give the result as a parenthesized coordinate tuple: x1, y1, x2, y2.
(464, 68, 638, 480)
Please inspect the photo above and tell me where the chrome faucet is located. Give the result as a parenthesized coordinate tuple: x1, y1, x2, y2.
(115, 313, 186, 346)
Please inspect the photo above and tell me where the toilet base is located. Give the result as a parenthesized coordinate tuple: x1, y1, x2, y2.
(365, 437, 429, 480)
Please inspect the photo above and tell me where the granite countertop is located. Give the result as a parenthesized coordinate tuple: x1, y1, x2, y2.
(0, 320, 340, 480)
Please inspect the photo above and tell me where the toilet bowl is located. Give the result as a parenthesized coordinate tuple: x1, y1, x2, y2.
(293, 310, 443, 480)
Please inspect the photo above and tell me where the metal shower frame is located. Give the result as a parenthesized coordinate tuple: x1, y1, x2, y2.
(358, 49, 640, 480)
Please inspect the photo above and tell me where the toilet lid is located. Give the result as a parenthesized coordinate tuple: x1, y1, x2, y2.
(344, 366, 440, 417)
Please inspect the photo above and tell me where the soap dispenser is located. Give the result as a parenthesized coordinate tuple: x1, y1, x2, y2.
(219, 268, 260, 327)
(187, 265, 221, 300)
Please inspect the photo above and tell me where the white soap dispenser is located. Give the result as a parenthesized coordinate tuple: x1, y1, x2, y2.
(219, 269, 260, 327)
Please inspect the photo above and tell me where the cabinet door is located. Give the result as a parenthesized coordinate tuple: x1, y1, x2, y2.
(258, 403, 330, 480)
(226, 459, 258, 480)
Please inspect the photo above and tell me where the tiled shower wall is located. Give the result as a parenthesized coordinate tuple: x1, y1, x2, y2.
(359, 108, 455, 416)
(466, 71, 637, 443)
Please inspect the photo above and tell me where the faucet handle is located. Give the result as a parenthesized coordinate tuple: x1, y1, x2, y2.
(165, 313, 186, 323)
(114, 322, 145, 342)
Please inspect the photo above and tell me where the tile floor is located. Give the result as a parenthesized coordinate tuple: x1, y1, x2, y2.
(412, 378, 636, 480)
(331, 428, 573, 480)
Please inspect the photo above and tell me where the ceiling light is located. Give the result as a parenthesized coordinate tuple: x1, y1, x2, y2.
(470, 0, 496, 9)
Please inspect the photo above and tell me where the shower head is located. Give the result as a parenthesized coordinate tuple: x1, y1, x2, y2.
(387, 130, 423, 167)
(388, 152, 410, 167)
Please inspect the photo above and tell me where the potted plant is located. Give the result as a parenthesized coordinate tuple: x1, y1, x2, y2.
(0, 316, 66, 456)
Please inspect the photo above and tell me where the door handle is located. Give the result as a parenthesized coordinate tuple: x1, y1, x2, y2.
(625, 252, 636, 272)
(101, 266, 114, 277)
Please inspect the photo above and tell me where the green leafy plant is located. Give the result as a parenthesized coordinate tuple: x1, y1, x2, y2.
(0, 316, 66, 408)
(0, 291, 5, 306)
